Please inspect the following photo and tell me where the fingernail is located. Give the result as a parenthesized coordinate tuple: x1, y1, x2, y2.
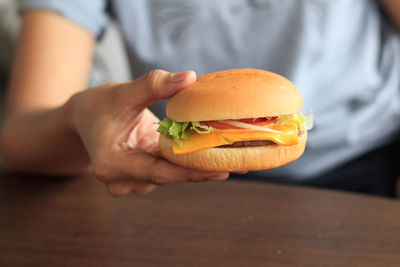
(170, 72, 187, 83)
(208, 174, 229, 181)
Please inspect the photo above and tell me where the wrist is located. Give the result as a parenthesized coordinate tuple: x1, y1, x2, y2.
(63, 90, 85, 135)
(57, 92, 92, 174)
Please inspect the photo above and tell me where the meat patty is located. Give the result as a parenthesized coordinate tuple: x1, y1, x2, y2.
(217, 140, 276, 148)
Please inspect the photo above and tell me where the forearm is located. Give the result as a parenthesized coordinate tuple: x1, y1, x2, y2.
(0, 11, 95, 175)
(0, 99, 90, 175)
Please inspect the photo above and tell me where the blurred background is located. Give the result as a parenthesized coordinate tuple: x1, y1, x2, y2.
(0, 0, 130, 114)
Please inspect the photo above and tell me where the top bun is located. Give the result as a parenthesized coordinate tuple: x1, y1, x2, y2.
(166, 69, 302, 122)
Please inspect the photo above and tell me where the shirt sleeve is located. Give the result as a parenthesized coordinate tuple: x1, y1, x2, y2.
(18, 0, 109, 38)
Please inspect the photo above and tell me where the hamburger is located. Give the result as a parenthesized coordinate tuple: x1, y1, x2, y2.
(157, 69, 312, 172)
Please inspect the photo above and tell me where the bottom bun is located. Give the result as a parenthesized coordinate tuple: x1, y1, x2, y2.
(159, 131, 307, 172)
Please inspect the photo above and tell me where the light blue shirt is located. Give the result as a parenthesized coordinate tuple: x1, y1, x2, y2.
(19, 0, 400, 180)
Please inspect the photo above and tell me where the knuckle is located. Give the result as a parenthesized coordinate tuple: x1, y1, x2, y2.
(177, 170, 192, 182)
(149, 170, 169, 185)
(145, 69, 164, 92)
(92, 163, 113, 183)
(149, 161, 169, 185)
(150, 175, 168, 186)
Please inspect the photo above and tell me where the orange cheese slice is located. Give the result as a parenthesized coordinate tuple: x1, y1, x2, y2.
(172, 124, 299, 154)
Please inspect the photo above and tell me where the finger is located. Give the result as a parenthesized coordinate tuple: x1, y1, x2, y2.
(120, 69, 197, 109)
(114, 149, 229, 185)
(125, 109, 160, 151)
(106, 180, 157, 197)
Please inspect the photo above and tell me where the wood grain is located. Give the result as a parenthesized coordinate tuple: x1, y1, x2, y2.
(0, 173, 399, 267)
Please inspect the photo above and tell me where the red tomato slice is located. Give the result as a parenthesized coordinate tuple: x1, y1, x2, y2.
(203, 121, 240, 129)
(203, 117, 277, 130)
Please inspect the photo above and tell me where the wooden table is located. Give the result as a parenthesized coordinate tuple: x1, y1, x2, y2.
(1, 173, 400, 267)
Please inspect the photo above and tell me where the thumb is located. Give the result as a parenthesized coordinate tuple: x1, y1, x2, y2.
(120, 69, 197, 109)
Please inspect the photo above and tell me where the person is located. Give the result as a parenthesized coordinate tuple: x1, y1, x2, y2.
(1, 0, 400, 197)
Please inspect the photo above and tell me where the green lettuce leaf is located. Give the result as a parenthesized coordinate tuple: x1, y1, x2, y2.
(276, 112, 314, 132)
(180, 122, 190, 140)
(304, 112, 314, 131)
(191, 121, 214, 134)
(157, 119, 213, 147)
(157, 118, 172, 135)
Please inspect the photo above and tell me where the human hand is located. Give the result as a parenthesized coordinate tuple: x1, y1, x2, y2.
(69, 70, 229, 196)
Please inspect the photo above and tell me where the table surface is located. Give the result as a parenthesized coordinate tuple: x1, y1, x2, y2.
(1, 173, 400, 267)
